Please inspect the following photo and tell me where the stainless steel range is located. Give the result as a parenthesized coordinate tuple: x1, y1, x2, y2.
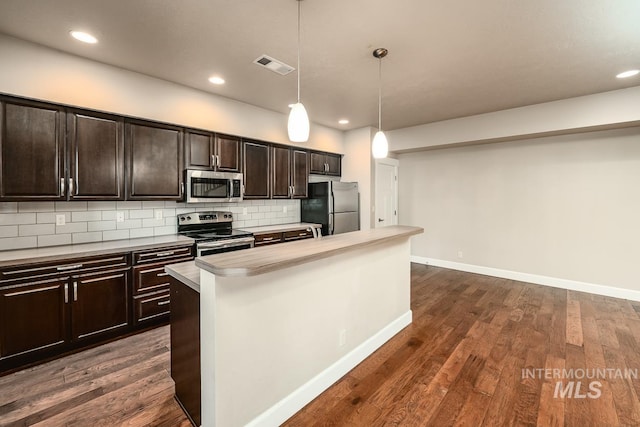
(177, 211, 254, 256)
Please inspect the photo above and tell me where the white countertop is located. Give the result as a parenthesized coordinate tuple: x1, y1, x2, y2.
(195, 226, 423, 277)
(237, 222, 321, 235)
(0, 235, 194, 268)
(165, 260, 200, 292)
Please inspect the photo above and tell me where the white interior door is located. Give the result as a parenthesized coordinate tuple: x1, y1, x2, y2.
(374, 158, 398, 228)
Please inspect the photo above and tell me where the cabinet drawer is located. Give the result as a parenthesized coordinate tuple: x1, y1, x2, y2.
(283, 229, 314, 241)
(133, 258, 190, 295)
(1, 253, 129, 284)
(254, 232, 283, 246)
(133, 245, 193, 265)
(134, 291, 170, 324)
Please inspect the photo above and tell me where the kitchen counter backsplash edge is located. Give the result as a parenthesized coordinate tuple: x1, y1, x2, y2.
(0, 199, 301, 252)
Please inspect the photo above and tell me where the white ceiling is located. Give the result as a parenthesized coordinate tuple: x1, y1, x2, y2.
(0, 0, 639, 131)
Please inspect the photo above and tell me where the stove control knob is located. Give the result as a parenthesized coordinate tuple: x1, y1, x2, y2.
(180, 216, 186, 221)
(186, 216, 191, 221)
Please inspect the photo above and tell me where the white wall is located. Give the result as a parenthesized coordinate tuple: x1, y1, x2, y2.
(341, 127, 375, 229)
(0, 34, 344, 153)
(398, 126, 640, 293)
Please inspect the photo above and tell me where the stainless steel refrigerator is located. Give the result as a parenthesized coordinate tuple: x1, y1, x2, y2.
(301, 181, 359, 236)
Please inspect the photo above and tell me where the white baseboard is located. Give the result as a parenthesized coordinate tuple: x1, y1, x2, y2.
(411, 256, 640, 302)
(245, 310, 413, 427)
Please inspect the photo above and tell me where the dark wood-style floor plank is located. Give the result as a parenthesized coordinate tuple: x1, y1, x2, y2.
(3, 264, 640, 426)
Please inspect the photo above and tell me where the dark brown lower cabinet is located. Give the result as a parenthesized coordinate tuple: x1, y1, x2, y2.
(0, 278, 68, 363)
(0, 254, 131, 373)
(71, 268, 130, 341)
(170, 277, 201, 426)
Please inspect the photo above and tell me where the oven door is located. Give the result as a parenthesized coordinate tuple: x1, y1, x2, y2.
(197, 236, 255, 256)
(186, 170, 243, 203)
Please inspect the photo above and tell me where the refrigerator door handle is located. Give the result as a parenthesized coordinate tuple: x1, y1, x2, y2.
(328, 213, 334, 235)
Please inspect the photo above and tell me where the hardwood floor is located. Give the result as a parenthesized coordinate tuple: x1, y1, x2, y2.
(0, 326, 190, 427)
(284, 264, 640, 426)
(2, 264, 640, 426)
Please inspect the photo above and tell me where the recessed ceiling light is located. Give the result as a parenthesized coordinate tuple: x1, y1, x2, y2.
(208, 76, 225, 85)
(70, 31, 98, 44)
(616, 69, 639, 79)
(338, 119, 349, 125)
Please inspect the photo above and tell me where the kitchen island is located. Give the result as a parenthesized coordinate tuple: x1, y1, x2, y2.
(166, 225, 423, 427)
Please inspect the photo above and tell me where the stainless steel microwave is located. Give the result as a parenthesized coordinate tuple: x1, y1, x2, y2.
(184, 170, 243, 203)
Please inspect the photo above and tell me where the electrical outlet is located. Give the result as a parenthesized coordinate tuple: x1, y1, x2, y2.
(458, 251, 463, 259)
(116, 211, 125, 223)
(339, 329, 346, 347)
(242, 207, 248, 215)
(55, 214, 66, 226)
(283, 206, 287, 213)
(155, 210, 163, 220)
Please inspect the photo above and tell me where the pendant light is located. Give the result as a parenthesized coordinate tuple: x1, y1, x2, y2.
(288, 0, 310, 142)
(372, 48, 389, 159)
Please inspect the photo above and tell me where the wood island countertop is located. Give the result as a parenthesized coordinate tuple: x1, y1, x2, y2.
(195, 225, 423, 278)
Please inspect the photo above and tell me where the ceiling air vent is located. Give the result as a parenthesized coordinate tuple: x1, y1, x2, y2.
(253, 55, 295, 76)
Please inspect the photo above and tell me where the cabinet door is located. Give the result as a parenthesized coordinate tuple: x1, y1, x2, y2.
(243, 141, 270, 199)
(68, 111, 124, 200)
(271, 146, 291, 199)
(310, 152, 326, 174)
(215, 134, 241, 172)
(70, 268, 129, 342)
(291, 149, 309, 198)
(185, 130, 214, 169)
(0, 278, 68, 361)
(126, 121, 184, 200)
(0, 98, 65, 200)
(325, 153, 342, 176)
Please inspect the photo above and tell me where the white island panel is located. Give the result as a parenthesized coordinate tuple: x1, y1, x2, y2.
(200, 233, 415, 427)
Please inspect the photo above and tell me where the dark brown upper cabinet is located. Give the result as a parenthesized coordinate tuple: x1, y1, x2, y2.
(272, 146, 308, 199)
(310, 151, 341, 176)
(242, 140, 270, 199)
(185, 131, 241, 172)
(0, 97, 66, 200)
(126, 120, 184, 200)
(67, 110, 124, 200)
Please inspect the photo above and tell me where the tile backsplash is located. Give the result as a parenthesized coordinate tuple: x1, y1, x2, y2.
(0, 199, 300, 251)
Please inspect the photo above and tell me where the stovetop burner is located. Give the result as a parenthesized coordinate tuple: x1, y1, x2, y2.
(177, 210, 252, 242)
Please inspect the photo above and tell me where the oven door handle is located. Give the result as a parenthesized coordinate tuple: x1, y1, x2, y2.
(197, 236, 255, 249)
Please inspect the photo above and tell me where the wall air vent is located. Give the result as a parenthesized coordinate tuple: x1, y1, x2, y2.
(253, 55, 295, 76)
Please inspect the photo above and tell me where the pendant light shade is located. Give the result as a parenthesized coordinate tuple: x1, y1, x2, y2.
(288, 0, 310, 142)
(288, 102, 310, 142)
(372, 130, 389, 158)
(372, 48, 389, 159)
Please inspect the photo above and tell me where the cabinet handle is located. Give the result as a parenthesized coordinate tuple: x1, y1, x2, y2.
(60, 178, 65, 195)
(64, 283, 69, 304)
(262, 237, 274, 241)
(211, 154, 216, 167)
(57, 264, 83, 271)
(216, 155, 220, 167)
(157, 272, 169, 277)
(69, 178, 74, 196)
(325, 163, 329, 172)
(158, 300, 170, 306)
(298, 232, 308, 236)
(156, 251, 175, 257)
(180, 182, 185, 197)
(73, 281, 78, 302)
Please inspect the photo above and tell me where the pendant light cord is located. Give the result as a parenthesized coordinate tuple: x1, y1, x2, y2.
(297, 0, 301, 103)
(378, 57, 382, 131)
